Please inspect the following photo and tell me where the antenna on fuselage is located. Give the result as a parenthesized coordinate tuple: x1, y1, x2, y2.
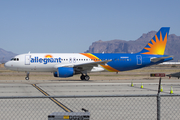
(28, 51, 31, 54)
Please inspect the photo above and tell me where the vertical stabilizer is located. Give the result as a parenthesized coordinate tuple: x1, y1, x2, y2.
(139, 27, 170, 55)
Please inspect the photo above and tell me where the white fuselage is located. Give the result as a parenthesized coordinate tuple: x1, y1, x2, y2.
(5, 53, 106, 72)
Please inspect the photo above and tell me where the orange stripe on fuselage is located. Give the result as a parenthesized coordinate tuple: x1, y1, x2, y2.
(80, 53, 119, 72)
(100, 64, 119, 72)
(80, 53, 101, 61)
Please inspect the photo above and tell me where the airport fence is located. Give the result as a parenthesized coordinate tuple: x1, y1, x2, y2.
(0, 94, 180, 120)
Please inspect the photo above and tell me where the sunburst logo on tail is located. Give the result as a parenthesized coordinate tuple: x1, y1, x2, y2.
(141, 32, 168, 55)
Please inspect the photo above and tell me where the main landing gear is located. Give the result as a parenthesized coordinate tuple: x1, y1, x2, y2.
(25, 72, 30, 80)
(80, 74, 90, 81)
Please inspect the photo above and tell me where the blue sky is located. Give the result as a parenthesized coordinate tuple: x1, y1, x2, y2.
(0, 0, 180, 54)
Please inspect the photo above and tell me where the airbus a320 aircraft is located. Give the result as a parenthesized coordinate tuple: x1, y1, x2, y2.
(5, 27, 173, 81)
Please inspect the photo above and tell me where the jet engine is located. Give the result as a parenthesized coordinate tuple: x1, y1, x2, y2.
(53, 67, 74, 77)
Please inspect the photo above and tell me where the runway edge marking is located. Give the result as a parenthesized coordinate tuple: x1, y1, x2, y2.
(32, 84, 73, 112)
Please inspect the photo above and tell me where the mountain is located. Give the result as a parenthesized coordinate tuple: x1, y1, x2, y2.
(1, 31, 180, 63)
(0, 48, 17, 63)
(85, 31, 180, 61)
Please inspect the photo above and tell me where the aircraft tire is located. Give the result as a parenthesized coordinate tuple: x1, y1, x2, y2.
(25, 77, 29, 80)
(80, 75, 85, 80)
(80, 75, 90, 81)
(84, 75, 90, 81)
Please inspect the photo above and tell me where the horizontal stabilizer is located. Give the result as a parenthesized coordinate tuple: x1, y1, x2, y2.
(151, 56, 173, 62)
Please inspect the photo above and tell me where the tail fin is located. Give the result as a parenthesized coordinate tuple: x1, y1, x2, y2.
(139, 27, 170, 55)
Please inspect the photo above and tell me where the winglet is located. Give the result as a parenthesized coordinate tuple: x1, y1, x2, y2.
(139, 27, 170, 55)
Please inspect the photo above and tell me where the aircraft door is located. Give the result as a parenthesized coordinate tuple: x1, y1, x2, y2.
(25, 55, 31, 65)
(136, 55, 142, 65)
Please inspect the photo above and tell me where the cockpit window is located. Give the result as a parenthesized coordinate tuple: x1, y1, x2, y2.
(10, 58, 19, 61)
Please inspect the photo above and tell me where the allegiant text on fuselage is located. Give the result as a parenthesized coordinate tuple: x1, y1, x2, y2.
(30, 57, 61, 64)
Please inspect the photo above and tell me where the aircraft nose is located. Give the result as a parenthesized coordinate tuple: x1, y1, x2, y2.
(4, 61, 10, 68)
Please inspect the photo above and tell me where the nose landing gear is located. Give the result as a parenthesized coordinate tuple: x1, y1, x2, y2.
(25, 72, 30, 80)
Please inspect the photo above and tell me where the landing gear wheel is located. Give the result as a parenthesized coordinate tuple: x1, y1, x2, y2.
(80, 75, 85, 80)
(80, 75, 90, 81)
(25, 72, 30, 80)
(25, 77, 29, 80)
(84, 75, 90, 81)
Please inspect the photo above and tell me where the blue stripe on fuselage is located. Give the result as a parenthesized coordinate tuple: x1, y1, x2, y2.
(92, 53, 171, 71)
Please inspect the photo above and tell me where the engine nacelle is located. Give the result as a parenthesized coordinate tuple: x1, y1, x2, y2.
(53, 67, 74, 78)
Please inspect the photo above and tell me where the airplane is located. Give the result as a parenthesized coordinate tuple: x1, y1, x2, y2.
(167, 72, 180, 79)
(4, 27, 173, 81)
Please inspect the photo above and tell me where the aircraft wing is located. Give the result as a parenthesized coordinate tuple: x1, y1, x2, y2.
(53, 60, 111, 72)
(151, 56, 173, 62)
(73, 60, 111, 71)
